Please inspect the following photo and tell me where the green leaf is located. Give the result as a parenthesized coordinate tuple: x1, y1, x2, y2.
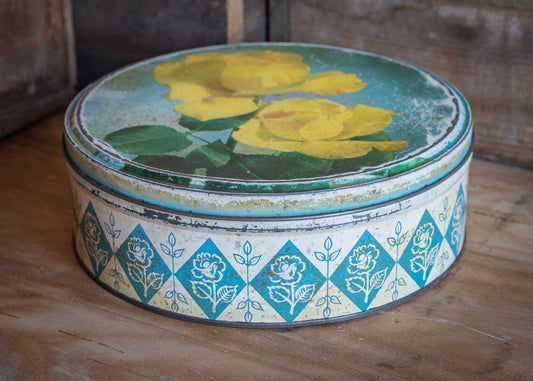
(104, 125, 192, 155)
(133, 155, 187, 171)
(187, 140, 231, 168)
(180, 112, 256, 132)
(219, 151, 333, 180)
(347, 130, 391, 142)
(329, 147, 394, 175)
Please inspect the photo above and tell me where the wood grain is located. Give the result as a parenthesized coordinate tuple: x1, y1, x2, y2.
(0, 0, 75, 137)
(71, 0, 228, 88)
(290, 0, 533, 168)
(0, 112, 532, 380)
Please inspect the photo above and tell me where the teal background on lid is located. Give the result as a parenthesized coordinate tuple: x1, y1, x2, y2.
(66, 43, 470, 193)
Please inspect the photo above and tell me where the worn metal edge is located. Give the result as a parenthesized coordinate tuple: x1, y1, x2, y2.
(64, 138, 473, 227)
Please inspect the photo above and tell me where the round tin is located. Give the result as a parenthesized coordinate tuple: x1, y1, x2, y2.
(64, 43, 472, 327)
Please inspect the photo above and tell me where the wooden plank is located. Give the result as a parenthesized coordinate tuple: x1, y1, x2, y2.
(268, 0, 292, 41)
(244, 0, 268, 42)
(71, 0, 228, 88)
(227, 0, 245, 43)
(0, 0, 75, 137)
(0, 112, 532, 379)
(290, 0, 533, 168)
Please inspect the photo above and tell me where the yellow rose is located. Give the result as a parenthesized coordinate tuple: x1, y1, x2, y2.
(152, 51, 366, 121)
(231, 98, 408, 159)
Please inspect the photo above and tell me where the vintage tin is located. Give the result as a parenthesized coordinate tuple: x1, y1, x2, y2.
(64, 43, 472, 327)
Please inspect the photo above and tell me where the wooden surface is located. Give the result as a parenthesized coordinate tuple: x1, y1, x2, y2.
(1, 112, 532, 380)
(0, 0, 75, 137)
(290, 0, 533, 168)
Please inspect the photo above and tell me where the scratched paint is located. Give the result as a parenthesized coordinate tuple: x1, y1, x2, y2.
(64, 43, 472, 326)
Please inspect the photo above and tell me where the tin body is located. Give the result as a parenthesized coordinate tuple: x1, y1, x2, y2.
(65, 43, 472, 327)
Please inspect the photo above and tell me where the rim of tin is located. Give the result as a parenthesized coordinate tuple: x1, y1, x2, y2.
(65, 42, 472, 196)
(72, 235, 465, 328)
(64, 138, 473, 225)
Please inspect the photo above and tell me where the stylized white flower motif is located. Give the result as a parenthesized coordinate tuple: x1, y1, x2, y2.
(192, 253, 225, 282)
(452, 196, 465, 225)
(348, 244, 379, 273)
(345, 243, 387, 303)
(412, 223, 434, 254)
(269, 255, 305, 285)
(84, 214, 101, 244)
(127, 237, 153, 267)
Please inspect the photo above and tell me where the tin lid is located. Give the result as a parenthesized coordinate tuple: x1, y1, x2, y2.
(64, 43, 472, 217)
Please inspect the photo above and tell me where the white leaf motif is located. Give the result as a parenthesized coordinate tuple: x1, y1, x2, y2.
(410, 255, 425, 273)
(369, 268, 388, 290)
(427, 244, 440, 266)
(269, 285, 290, 303)
(127, 263, 143, 283)
(217, 285, 238, 303)
(148, 272, 164, 290)
(295, 284, 316, 302)
(346, 276, 365, 294)
(191, 281, 211, 299)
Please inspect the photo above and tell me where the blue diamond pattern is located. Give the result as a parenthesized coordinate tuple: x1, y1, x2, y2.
(178, 238, 245, 320)
(331, 230, 394, 311)
(115, 224, 171, 303)
(251, 240, 325, 322)
(446, 185, 466, 257)
(399, 210, 443, 287)
(80, 202, 113, 278)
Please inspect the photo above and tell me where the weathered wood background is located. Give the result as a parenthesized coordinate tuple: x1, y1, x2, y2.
(287, 0, 533, 167)
(0, 0, 75, 137)
(2, 0, 531, 168)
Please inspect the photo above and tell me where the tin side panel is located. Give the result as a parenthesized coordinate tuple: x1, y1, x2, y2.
(68, 155, 470, 327)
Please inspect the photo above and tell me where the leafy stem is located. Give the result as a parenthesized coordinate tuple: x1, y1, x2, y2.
(161, 232, 187, 313)
(386, 221, 408, 301)
(315, 237, 341, 318)
(234, 241, 262, 322)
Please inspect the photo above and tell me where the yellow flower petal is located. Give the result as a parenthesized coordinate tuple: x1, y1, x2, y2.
(174, 96, 258, 122)
(232, 118, 302, 152)
(333, 105, 400, 140)
(296, 140, 407, 160)
(368, 140, 408, 151)
(154, 55, 260, 120)
(296, 141, 374, 159)
(218, 51, 310, 94)
(294, 71, 367, 95)
(257, 99, 348, 141)
(153, 56, 225, 92)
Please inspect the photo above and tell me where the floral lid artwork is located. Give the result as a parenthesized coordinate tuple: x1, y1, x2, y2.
(65, 43, 471, 194)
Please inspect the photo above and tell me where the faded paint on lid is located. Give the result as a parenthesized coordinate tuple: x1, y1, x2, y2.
(64, 43, 472, 217)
